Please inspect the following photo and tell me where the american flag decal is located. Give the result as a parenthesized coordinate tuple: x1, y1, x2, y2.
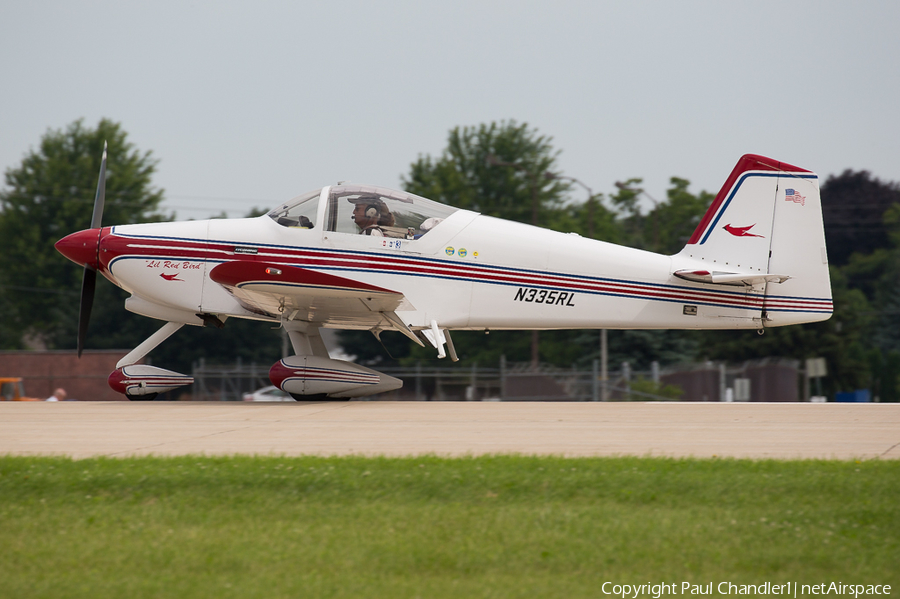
(785, 188, 806, 206)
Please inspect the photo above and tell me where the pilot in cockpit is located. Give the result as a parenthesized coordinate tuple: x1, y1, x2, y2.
(349, 198, 395, 236)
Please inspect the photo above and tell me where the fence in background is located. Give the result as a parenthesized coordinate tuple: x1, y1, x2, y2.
(188, 357, 802, 402)
(189, 358, 272, 402)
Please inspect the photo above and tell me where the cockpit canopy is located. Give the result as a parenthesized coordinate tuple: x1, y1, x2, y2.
(267, 185, 458, 238)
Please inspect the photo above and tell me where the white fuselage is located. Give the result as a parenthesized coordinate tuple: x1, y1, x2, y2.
(98, 207, 829, 334)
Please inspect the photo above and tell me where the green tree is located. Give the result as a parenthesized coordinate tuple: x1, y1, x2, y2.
(653, 177, 714, 255)
(821, 170, 900, 266)
(608, 177, 712, 254)
(552, 189, 620, 243)
(0, 119, 165, 349)
(403, 120, 571, 224)
(0, 121, 292, 377)
(608, 177, 645, 248)
(817, 185, 900, 399)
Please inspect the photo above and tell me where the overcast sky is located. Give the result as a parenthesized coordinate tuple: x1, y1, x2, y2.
(2, 1, 898, 221)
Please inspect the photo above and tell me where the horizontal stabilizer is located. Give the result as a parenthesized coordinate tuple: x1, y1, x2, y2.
(674, 269, 791, 287)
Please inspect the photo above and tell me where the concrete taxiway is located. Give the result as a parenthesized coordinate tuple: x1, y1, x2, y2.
(1, 401, 898, 460)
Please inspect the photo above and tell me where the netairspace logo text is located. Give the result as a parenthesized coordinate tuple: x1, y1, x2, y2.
(601, 582, 892, 598)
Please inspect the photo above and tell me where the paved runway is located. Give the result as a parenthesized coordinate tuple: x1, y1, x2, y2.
(1, 401, 898, 460)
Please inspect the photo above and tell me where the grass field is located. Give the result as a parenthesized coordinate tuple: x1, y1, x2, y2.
(1, 455, 898, 598)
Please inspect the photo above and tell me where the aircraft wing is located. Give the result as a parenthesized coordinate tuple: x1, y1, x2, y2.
(209, 261, 416, 331)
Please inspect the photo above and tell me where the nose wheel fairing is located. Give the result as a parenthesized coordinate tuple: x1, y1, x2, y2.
(108, 364, 194, 399)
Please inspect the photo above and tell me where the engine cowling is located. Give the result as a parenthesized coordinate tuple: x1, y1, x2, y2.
(269, 356, 402, 398)
(108, 365, 194, 398)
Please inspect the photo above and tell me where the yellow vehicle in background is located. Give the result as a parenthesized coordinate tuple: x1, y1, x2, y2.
(0, 377, 41, 401)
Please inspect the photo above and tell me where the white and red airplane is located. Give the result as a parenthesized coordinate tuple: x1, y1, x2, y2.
(56, 150, 832, 400)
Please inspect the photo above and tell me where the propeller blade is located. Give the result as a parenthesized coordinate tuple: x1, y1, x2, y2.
(90, 142, 107, 230)
(77, 143, 107, 357)
(77, 267, 97, 358)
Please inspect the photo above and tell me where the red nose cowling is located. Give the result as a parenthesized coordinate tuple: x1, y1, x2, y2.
(55, 228, 102, 269)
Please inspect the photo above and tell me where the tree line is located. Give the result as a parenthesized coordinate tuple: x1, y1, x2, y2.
(2, 119, 898, 400)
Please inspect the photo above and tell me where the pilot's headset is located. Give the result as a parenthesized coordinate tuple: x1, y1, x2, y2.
(364, 204, 380, 219)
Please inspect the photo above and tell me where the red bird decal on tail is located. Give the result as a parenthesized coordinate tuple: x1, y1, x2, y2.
(160, 273, 183, 281)
(723, 224, 764, 238)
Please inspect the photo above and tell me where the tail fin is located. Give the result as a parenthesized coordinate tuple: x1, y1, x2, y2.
(676, 154, 832, 326)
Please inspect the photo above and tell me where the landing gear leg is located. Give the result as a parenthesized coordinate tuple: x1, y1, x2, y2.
(108, 322, 193, 399)
(117, 322, 185, 368)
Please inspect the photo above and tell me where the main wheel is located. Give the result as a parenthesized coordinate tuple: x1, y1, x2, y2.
(126, 393, 158, 401)
(289, 393, 340, 401)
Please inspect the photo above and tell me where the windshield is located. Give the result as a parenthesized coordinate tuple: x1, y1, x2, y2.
(267, 188, 321, 229)
(325, 185, 458, 238)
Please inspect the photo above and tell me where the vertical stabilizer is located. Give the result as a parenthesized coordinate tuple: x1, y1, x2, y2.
(677, 154, 832, 326)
